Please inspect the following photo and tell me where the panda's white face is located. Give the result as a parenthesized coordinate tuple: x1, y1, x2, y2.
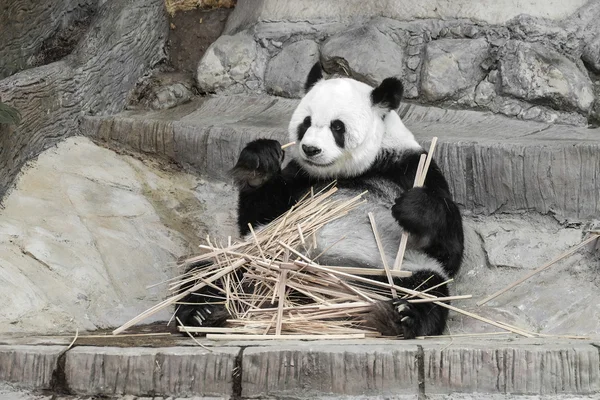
(288, 78, 387, 178)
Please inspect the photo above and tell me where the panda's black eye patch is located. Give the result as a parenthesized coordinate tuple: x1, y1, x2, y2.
(331, 119, 345, 133)
(297, 116, 312, 141)
(330, 119, 345, 148)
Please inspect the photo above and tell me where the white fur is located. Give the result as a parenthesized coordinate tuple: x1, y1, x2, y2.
(382, 111, 421, 151)
(288, 78, 422, 179)
(288, 78, 387, 178)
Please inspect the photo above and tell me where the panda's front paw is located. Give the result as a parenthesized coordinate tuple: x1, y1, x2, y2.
(392, 187, 444, 236)
(368, 299, 420, 339)
(231, 139, 284, 188)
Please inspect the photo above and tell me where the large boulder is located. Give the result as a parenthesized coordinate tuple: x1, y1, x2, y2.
(421, 38, 490, 102)
(321, 25, 403, 84)
(499, 40, 595, 113)
(196, 31, 267, 93)
(0, 137, 237, 334)
(264, 40, 320, 98)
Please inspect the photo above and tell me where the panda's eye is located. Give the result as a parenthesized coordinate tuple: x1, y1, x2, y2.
(330, 119, 345, 134)
(303, 116, 311, 127)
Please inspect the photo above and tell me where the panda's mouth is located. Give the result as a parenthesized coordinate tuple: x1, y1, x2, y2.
(302, 158, 335, 168)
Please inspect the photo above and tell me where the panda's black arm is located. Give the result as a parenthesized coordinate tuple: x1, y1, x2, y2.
(382, 151, 464, 277)
(237, 160, 312, 236)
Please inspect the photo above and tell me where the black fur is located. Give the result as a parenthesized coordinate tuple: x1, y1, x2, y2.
(371, 77, 404, 110)
(305, 62, 324, 92)
(176, 71, 463, 337)
(330, 119, 346, 148)
(366, 271, 450, 338)
(177, 141, 463, 336)
(297, 116, 311, 141)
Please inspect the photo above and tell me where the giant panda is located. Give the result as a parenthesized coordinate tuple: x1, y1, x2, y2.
(176, 63, 464, 339)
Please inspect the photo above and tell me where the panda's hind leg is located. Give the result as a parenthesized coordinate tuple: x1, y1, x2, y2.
(366, 270, 449, 339)
(174, 261, 232, 330)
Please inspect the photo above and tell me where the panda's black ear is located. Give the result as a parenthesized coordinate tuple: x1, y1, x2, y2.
(305, 62, 324, 93)
(371, 77, 404, 110)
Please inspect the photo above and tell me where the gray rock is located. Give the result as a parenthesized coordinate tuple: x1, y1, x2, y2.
(421, 38, 490, 102)
(582, 33, 600, 74)
(0, 137, 237, 334)
(0, 346, 62, 390)
(264, 40, 319, 98)
(0, 0, 96, 79)
(65, 346, 239, 397)
(0, 0, 168, 199)
(196, 31, 267, 94)
(242, 344, 419, 398)
(321, 25, 403, 85)
(474, 79, 496, 105)
(128, 73, 195, 111)
(423, 342, 600, 395)
(499, 40, 595, 113)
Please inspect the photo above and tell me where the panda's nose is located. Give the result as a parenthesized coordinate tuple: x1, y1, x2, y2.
(302, 145, 321, 157)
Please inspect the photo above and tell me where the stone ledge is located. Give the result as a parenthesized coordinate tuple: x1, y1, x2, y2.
(0, 340, 599, 397)
(0, 345, 63, 390)
(64, 346, 239, 397)
(422, 343, 600, 395)
(82, 95, 600, 220)
(241, 344, 420, 398)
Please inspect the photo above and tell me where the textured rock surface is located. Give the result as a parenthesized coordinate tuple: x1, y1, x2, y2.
(421, 38, 490, 102)
(242, 344, 419, 398)
(583, 33, 600, 74)
(0, 137, 237, 334)
(0, 346, 62, 390)
(224, 0, 590, 34)
(0, 0, 167, 199)
(84, 95, 600, 220)
(423, 343, 600, 394)
(321, 25, 404, 84)
(0, 0, 97, 79)
(189, 1, 600, 126)
(196, 31, 266, 94)
(499, 40, 595, 113)
(265, 40, 320, 98)
(128, 72, 195, 111)
(65, 347, 238, 397)
(2, 340, 599, 397)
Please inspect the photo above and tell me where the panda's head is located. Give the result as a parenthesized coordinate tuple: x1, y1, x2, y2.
(288, 63, 405, 178)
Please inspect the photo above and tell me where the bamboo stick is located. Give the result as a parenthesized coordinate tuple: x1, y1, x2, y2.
(112, 259, 245, 335)
(275, 270, 288, 335)
(368, 212, 397, 297)
(281, 141, 296, 149)
(206, 333, 366, 340)
(407, 294, 471, 304)
(476, 234, 600, 306)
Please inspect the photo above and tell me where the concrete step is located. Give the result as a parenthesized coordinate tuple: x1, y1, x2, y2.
(1, 337, 599, 398)
(82, 95, 600, 221)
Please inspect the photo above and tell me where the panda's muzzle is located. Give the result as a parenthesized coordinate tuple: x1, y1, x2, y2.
(302, 144, 322, 157)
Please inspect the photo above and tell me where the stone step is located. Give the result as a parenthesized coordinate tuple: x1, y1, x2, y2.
(1, 338, 599, 398)
(82, 95, 600, 221)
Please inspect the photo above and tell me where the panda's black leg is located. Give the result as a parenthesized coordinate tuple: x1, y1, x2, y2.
(366, 270, 449, 338)
(174, 261, 233, 331)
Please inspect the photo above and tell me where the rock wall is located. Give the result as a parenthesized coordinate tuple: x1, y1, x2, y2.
(0, 0, 98, 80)
(0, 0, 168, 199)
(196, 0, 600, 127)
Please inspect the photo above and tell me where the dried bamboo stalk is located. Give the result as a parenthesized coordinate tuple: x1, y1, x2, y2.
(477, 234, 600, 306)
